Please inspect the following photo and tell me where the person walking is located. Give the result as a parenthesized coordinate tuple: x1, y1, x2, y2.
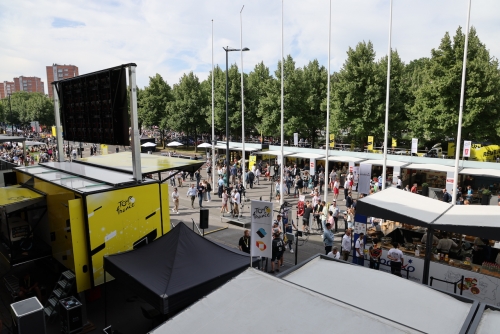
(355, 233, 365, 266)
(196, 182, 205, 208)
(221, 188, 229, 216)
(205, 180, 212, 202)
(343, 178, 350, 201)
(341, 229, 352, 261)
(232, 188, 240, 218)
(218, 176, 224, 198)
(171, 187, 180, 214)
(254, 167, 261, 185)
(333, 178, 340, 200)
(186, 184, 197, 209)
(323, 222, 334, 255)
(329, 200, 340, 232)
(270, 232, 284, 273)
(284, 217, 296, 253)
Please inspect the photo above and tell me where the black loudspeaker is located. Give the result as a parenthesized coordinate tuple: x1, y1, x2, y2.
(199, 209, 209, 229)
(10, 297, 46, 334)
(4, 171, 17, 186)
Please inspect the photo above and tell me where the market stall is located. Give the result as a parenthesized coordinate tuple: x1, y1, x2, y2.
(356, 188, 500, 305)
(359, 159, 410, 187)
(403, 163, 457, 194)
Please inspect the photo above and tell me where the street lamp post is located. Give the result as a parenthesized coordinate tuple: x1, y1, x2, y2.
(223, 46, 249, 188)
(8, 94, 13, 135)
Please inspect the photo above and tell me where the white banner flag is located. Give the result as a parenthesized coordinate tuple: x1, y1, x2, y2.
(411, 138, 418, 154)
(463, 140, 471, 158)
(294, 133, 298, 146)
(250, 200, 273, 258)
(358, 164, 372, 195)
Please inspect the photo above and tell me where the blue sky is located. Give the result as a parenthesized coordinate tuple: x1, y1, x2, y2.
(0, 0, 499, 92)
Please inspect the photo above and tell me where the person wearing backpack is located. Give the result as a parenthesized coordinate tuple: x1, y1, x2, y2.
(442, 189, 452, 203)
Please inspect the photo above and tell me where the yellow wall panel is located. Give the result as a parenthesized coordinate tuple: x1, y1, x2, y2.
(160, 183, 170, 235)
(86, 183, 161, 286)
(69, 198, 91, 293)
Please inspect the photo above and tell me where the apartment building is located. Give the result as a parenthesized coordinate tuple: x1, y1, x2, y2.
(14, 76, 45, 94)
(46, 64, 79, 98)
(0, 81, 16, 99)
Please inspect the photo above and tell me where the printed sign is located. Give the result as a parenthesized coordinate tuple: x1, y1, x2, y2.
(392, 138, 397, 148)
(358, 164, 372, 195)
(294, 133, 298, 146)
(411, 138, 418, 154)
(329, 134, 335, 148)
(250, 200, 273, 258)
(367, 136, 374, 151)
(463, 140, 471, 158)
(309, 159, 316, 175)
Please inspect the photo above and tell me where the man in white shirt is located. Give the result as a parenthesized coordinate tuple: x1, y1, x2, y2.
(387, 242, 405, 276)
(396, 176, 402, 189)
(341, 229, 352, 261)
(343, 179, 350, 201)
(355, 233, 365, 266)
(327, 246, 341, 259)
(186, 184, 197, 209)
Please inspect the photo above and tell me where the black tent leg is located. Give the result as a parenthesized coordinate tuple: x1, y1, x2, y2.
(422, 228, 434, 285)
(104, 263, 107, 328)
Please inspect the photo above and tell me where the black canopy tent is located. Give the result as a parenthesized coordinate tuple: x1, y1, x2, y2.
(103, 223, 258, 318)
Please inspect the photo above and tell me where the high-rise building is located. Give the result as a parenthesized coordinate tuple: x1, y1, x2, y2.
(0, 81, 16, 99)
(46, 64, 79, 98)
(13, 76, 45, 94)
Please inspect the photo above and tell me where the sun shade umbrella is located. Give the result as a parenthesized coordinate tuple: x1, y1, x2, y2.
(167, 141, 184, 147)
(197, 143, 212, 148)
(141, 142, 157, 147)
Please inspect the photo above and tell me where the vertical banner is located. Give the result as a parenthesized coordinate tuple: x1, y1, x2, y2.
(411, 138, 418, 154)
(392, 138, 397, 148)
(352, 166, 360, 185)
(367, 136, 374, 151)
(392, 166, 401, 186)
(250, 201, 273, 259)
(249, 155, 257, 170)
(463, 140, 471, 158)
(358, 164, 372, 195)
(446, 171, 454, 193)
(309, 158, 316, 175)
(447, 142, 455, 158)
(101, 144, 108, 155)
(329, 134, 335, 148)
(293, 133, 298, 146)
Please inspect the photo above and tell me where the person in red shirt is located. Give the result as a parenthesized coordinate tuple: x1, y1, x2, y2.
(410, 183, 418, 193)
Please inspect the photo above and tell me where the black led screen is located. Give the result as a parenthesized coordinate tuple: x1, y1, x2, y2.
(56, 65, 131, 145)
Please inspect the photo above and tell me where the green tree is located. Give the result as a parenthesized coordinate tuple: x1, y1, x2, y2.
(138, 74, 173, 147)
(410, 27, 500, 142)
(25, 93, 54, 127)
(167, 72, 209, 151)
(246, 61, 272, 136)
(329, 41, 384, 146)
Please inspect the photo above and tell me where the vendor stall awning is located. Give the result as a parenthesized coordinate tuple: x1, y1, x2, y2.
(0, 135, 26, 143)
(405, 163, 457, 173)
(282, 257, 474, 334)
(231, 146, 259, 152)
(253, 150, 294, 157)
(356, 187, 451, 227)
(433, 205, 500, 240)
(460, 168, 500, 178)
(321, 156, 366, 163)
(151, 267, 422, 334)
(76, 152, 205, 175)
(214, 144, 237, 150)
(287, 152, 324, 160)
(360, 159, 410, 168)
(0, 185, 45, 213)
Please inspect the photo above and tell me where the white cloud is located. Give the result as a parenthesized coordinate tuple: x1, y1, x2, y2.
(0, 0, 498, 92)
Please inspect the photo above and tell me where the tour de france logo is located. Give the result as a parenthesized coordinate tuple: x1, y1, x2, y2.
(253, 206, 271, 219)
(117, 196, 135, 214)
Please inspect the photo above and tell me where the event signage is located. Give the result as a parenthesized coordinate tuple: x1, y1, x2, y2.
(309, 159, 316, 175)
(358, 164, 372, 195)
(446, 171, 454, 193)
(392, 138, 397, 148)
(411, 138, 418, 154)
(294, 133, 298, 146)
(329, 134, 335, 148)
(367, 136, 374, 151)
(463, 140, 471, 158)
(250, 200, 273, 258)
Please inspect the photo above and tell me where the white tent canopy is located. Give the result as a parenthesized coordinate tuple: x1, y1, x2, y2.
(321, 155, 366, 163)
(356, 187, 451, 227)
(151, 268, 422, 334)
(287, 152, 324, 160)
(214, 144, 236, 150)
(166, 141, 183, 147)
(196, 142, 212, 148)
(405, 163, 457, 173)
(24, 141, 46, 146)
(231, 146, 258, 152)
(282, 257, 474, 334)
(141, 142, 157, 147)
(254, 150, 293, 157)
(475, 308, 500, 334)
(460, 168, 500, 178)
(360, 159, 410, 168)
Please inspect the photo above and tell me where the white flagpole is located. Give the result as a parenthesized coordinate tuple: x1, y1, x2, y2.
(324, 0, 331, 202)
(280, 0, 284, 207)
(241, 5, 246, 190)
(452, 0, 472, 204)
(212, 19, 216, 190)
(381, 0, 393, 191)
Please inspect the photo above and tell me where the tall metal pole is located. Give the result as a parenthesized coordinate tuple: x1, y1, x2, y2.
(452, 0, 472, 204)
(225, 48, 230, 187)
(280, 0, 284, 207)
(240, 5, 246, 189)
(324, 0, 332, 202)
(52, 85, 65, 162)
(8, 94, 13, 135)
(128, 65, 142, 182)
(212, 19, 216, 190)
(381, 0, 393, 191)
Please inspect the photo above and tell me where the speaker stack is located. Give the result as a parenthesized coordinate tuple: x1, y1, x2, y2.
(199, 209, 209, 229)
